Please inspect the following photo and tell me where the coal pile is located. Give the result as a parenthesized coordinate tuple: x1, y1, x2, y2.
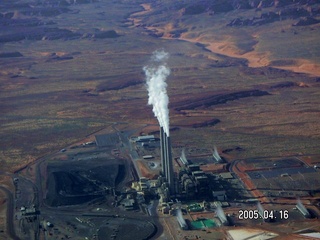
(97, 218, 157, 240)
(45, 164, 125, 207)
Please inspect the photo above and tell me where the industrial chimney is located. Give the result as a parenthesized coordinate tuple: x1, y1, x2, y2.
(166, 135, 174, 194)
(160, 127, 167, 179)
(159, 127, 175, 195)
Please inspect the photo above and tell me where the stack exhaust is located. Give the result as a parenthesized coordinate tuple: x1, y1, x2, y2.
(144, 50, 174, 195)
(296, 199, 311, 218)
(213, 146, 222, 163)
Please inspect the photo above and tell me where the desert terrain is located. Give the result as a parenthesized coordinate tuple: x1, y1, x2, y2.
(0, 0, 320, 239)
(1, 0, 319, 171)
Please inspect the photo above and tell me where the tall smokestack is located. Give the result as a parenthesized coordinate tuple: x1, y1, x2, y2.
(160, 127, 167, 179)
(166, 135, 174, 194)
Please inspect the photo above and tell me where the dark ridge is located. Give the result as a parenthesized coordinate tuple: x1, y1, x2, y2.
(192, 119, 221, 128)
(168, 28, 188, 38)
(174, 90, 271, 111)
(0, 27, 80, 43)
(10, 75, 21, 78)
(239, 65, 305, 78)
(270, 81, 297, 88)
(96, 79, 142, 91)
(182, 4, 207, 15)
(21, 7, 70, 17)
(0, 33, 25, 43)
(42, 27, 81, 40)
(46, 55, 74, 62)
(0, 52, 23, 58)
(293, 17, 320, 26)
(0, 18, 55, 27)
(93, 30, 120, 39)
(195, 42, 211, 52)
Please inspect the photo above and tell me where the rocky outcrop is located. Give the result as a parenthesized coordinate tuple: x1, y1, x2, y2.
(0, 0, 94, 45)
(293, 17, 320, 26)
(226, 1, 319, 27)
(93, 30, 120, 39)
(0, 27, 80, 43)
(0, 52, 23, 58)
(181, 0, 319, 17)
(181, 0, 237, 15)
(239, 66, 303, 78)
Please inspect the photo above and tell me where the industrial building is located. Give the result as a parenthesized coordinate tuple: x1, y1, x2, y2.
(177, 163, 211, 199)
(136, 135, 155, 142)
(21, 205, 38, 216)
(212, 188, 227, 201)
(133, 135, 158, 148)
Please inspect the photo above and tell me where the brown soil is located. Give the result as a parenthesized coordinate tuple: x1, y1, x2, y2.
(136, 160, 158, 179)
(200, 163, 226, 173)
(130, 4, 320, 77)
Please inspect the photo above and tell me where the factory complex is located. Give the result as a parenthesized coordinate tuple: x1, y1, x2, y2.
(12, 122, 320, 240)
(126, 124, 320, 236)
(9, 50, 320, 240)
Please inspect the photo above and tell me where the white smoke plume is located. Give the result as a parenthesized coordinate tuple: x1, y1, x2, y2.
(144, 50, 171, 136)
(213, 145, 222, 162)
(180, 148, 188, 165)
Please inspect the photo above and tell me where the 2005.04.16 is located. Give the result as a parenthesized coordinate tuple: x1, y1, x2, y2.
(238, 209, 289, 220)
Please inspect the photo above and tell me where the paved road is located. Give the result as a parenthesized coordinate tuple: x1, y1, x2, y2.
(0, 186, 21, 240)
